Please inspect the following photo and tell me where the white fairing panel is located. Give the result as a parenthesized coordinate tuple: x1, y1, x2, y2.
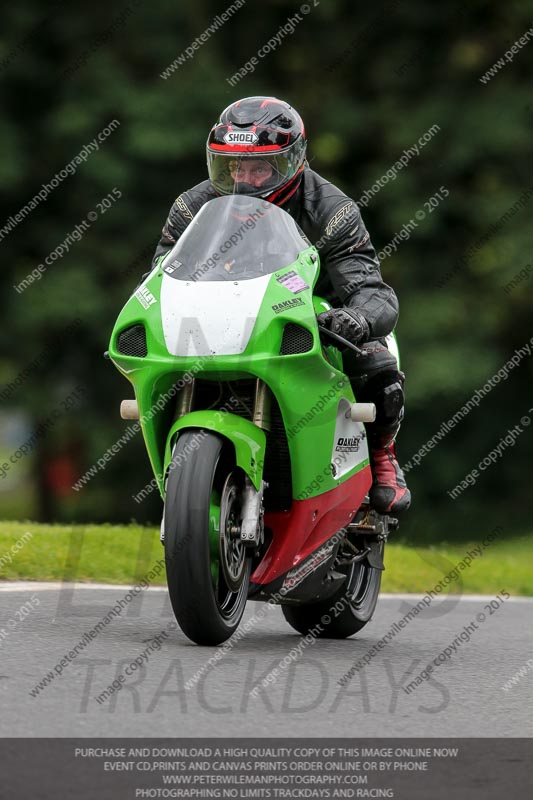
(332, 397, 369, 478)
(160, 273, 272, 356)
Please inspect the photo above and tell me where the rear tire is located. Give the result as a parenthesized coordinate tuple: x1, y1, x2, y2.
(281, 543, 383, 639)
(164, 431, 251, 645)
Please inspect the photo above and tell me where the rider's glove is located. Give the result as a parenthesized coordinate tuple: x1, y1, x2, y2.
(317, 307, 370, 345)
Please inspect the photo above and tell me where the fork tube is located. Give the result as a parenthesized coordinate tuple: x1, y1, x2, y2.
(253, 379, 272, 431)
(174, 379, 196, 419)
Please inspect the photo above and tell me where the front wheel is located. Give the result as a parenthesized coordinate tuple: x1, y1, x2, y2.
(281, 541, 383, 639)
(164, 430, 251, 645)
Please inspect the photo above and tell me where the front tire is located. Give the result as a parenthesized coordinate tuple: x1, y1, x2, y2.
(281, 542, 383, 639)
(164, 431, 251, 645)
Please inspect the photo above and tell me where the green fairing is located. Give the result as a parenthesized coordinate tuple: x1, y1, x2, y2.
(165, 411, 266, 491)
(109, 213, 388, 501)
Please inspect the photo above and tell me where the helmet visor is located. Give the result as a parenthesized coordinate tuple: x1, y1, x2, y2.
(207, 143, 305, 198)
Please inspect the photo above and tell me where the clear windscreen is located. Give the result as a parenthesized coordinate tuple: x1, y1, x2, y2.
(160, 195, 310, 282)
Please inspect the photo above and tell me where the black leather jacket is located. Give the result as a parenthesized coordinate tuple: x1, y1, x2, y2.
(152, 167, 398, 339)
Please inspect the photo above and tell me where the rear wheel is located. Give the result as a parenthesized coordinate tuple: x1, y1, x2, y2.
(164, 430, 251, 645)
(281, 539, 384, 639)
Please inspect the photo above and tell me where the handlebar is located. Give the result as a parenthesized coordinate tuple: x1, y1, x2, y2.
(317, 324, 364, 356)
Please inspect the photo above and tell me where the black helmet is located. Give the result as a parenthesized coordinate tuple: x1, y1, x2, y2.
(206, 96, 307, 206)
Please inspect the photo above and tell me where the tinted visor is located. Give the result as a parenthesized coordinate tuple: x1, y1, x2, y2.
(207, 141, 305, 198)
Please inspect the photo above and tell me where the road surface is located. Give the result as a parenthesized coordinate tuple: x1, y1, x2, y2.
(1, 582, 531, 737)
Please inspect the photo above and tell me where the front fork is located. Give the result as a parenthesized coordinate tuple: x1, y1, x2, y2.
(164, 378, 271, 547)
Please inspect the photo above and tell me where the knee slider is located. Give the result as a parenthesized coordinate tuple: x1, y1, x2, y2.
(359, 370, 405, 427)
(380, 380, 405, 425)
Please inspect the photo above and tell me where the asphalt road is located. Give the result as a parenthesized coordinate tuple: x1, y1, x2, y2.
(1, 582, 532, 737)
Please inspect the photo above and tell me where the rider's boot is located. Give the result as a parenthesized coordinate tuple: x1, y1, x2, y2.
(348, 352, 411, 515)
(369, 438, 411, 514)
(364, 370, 411, 515)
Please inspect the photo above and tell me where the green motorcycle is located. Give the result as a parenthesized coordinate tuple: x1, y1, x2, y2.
(109, 195, 397, 645)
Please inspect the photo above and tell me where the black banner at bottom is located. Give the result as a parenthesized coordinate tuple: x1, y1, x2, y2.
(1, 738, 531, 799)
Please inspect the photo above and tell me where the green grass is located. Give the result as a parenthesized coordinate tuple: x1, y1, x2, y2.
(380, 540, 533, 596)
(0, 521, 532, 595)
(0, 522, 164, 585)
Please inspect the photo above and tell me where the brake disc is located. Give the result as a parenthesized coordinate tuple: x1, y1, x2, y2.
(219, 472, 247, 591)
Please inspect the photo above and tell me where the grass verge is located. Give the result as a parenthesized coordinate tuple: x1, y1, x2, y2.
(0, 521, 531, 595)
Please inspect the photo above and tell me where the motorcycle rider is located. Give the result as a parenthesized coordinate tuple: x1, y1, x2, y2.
(151, 96, 410, 514)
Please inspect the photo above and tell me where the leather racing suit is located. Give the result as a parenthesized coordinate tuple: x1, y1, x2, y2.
(151, 166, 410, 514)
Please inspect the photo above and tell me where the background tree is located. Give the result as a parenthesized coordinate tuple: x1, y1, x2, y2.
(1, 0, 531, 540)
